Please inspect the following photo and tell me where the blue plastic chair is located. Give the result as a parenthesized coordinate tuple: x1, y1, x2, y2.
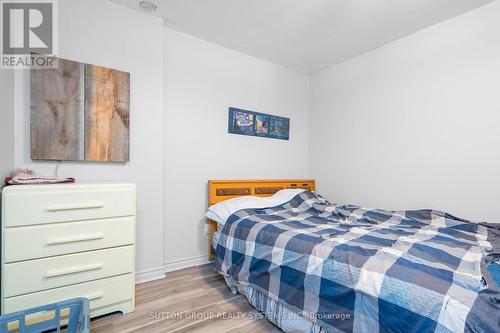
(0, 298, 90, 333)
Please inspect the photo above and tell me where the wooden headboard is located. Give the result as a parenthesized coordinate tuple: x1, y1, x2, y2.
(207, 179, 316, 259)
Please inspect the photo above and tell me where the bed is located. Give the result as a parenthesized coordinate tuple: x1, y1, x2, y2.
(207, 180, 500, 333)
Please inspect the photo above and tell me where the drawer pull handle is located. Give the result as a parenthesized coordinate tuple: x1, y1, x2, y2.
(45, 263, 103, 278)
(84, 292, 104, 301)
(46, 202, 105, 212)
(47, 233, 104, 245)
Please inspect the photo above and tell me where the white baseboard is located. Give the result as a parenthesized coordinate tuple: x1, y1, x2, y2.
(163, 255, 210, 273)
(135, 255, 212, 284)
(135, 266, 166, 284)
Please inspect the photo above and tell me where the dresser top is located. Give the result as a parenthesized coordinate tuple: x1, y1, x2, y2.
(2, 182, 135, 193)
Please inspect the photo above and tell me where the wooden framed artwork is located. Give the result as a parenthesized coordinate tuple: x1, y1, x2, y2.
(30, 58, 84, 161)
(84, 64, 130, 162)
(228, 107, 290, 140)
(31, 57, 130, 162)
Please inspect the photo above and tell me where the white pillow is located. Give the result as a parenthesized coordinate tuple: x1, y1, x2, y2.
(206, 189, 305, 225)
(271, 188, 306, 203)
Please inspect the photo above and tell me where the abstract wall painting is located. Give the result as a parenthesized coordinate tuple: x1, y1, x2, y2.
(228, 107, 289, 140)
(84, 64, 130, 162)
(31, 58, 84, 161)
(31, 57, 130, 162)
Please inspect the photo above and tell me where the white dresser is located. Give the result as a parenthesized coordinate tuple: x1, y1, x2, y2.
(1, 182, 136, 317)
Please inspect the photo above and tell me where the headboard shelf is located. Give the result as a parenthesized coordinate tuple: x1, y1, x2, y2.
(255, 187, 284, 195)
(207, 179, 316, 259)
(216, 188, 251, 196)
(208, 179, 315, 206)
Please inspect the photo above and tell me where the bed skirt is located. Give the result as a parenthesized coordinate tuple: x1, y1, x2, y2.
(218, 273, 326, 333)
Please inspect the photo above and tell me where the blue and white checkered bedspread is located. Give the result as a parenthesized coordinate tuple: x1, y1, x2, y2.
(215, 191, 500, 333)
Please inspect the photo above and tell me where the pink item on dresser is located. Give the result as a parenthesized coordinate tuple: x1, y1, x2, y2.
(3, 170, 76, 187)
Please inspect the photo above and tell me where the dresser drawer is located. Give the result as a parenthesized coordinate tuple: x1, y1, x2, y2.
(3, 273, 134, 315)
(2, 184, 135, 227)
(4, 217, 135, 263)
(3, 246, 134, 297)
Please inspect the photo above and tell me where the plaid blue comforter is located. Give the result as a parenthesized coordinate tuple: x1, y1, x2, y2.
(215, 191, 500, 333)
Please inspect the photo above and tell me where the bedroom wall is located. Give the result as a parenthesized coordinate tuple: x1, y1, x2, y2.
(11, 0, 166, 282)
(163, 28, 310, 269)
(310, 1, 500, 222)
(0, 71, 15, 180)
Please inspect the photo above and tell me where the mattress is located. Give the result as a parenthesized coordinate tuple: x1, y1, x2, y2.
(214, 191, 500, 333)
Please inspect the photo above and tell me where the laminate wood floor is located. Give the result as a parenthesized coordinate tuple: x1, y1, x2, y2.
(91, 264, 281, 333)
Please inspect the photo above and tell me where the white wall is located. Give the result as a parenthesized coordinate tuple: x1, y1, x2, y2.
(310, 1, 500, 222)
(0, 70, 14, 180)
(163, 28, 310, 268)
(12, 0, 166, 280)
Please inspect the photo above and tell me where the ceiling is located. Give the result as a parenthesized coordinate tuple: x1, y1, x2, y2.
(111, 0, 493, 74)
